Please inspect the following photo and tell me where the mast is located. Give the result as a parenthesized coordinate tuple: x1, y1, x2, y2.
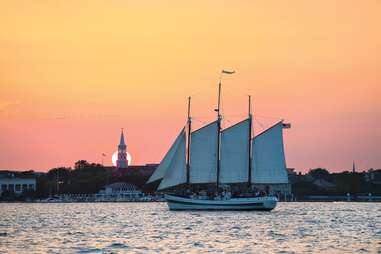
(186, 96, 191, 185)
(216, 81, 222, 189)
(248, 95, 253, 189)
(216, 70, 235, 189)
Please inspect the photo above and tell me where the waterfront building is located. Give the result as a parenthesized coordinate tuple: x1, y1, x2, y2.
(365, 168, 381, 184)
(116, 129, 129, 169)
(105, 164, 158, 178)
(312, 178, 336, 189)
(95, 182, 143, 201)
(0, 176, 36, 196)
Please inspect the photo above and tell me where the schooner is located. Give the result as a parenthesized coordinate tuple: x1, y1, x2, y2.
(147, 70, 288, 210)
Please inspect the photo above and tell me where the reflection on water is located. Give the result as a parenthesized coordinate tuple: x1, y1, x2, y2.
(0, 202, 380, 253)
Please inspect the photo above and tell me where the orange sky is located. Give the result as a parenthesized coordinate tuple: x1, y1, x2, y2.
(1, 1, 380, 172)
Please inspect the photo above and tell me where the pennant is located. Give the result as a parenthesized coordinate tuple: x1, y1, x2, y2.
(222, 70, 235, 74)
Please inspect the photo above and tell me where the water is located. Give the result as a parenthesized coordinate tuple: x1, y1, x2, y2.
(0, 202, 380, 253)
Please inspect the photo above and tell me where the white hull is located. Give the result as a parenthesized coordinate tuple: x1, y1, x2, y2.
(165, 194, 277, 211)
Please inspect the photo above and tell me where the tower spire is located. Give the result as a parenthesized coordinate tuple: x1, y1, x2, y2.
(119, 128, 126, 147)
(116, 128, 128, 169)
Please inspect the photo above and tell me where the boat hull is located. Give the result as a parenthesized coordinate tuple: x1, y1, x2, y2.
(165, 194, 277, 211)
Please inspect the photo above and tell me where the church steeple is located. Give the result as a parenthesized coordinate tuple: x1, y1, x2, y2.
(116, 128, 128, 169)
(119, 129, 126, 149)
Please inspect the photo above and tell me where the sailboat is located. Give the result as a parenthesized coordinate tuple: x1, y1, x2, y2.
(147, 71, 288, 211)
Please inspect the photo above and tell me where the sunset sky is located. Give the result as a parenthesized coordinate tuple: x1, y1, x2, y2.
(1, 1, 380, 172)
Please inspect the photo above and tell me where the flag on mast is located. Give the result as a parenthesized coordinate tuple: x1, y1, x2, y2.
(222, 69, 235, 74)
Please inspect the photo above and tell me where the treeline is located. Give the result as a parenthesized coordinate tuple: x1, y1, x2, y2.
(291, 168, 381, 196)
(36, 160, 108, 197)
(35, 160, 152, 198)
(2, 163, 380, 200)
(34, 166, 381, 198)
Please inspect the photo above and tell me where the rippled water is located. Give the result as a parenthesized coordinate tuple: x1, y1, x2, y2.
(0, 202, 380, 253)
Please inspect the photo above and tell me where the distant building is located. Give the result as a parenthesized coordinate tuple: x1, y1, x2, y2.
(312, 178, 336, 189)
(95, 182, 143, 201)
(0, 176, 36, 196)
(120, 164, 158, 176)
(116, 129, 129, 169)
(287, 168, 298, 184)
(365, 169, 381, 184)
(105, 164, 158, 178)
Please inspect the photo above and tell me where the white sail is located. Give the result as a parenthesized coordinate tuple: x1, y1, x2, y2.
(147, 128, 185, 184)
(189, 121, 218, 183)
(158, 131, 187, 190)
(220, 119, 250, 183)
(251, 121, 289, 184)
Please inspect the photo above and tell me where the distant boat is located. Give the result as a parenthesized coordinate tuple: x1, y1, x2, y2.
(147, 71, 289, 211)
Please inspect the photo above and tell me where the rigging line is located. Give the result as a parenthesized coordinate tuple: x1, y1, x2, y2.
(189, 83, 216, 98)
(188, 81, 221, 102)
(254, 114, 283, 120)
(218, 76, 224, 118)
(192, 115, 212, 119)
(192, 116, 216, 120)
(221, 91, 224, 118)
(222, 119, 232, 129)
(223, 114, 247, 118)
(253, 117, 266, 131)
(219, 78, 238, 94)
(192, 118, 209, 125)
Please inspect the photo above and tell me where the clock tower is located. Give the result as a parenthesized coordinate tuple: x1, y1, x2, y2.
(116, 129, 129, 169)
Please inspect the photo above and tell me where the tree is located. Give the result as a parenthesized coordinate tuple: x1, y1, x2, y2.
(47, 167, 71, 180)
(308, 168, 330, 180)
(74, 160, 90, 170)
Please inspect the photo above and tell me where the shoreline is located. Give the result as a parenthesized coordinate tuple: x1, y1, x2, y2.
(1, 200, 380, 203)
